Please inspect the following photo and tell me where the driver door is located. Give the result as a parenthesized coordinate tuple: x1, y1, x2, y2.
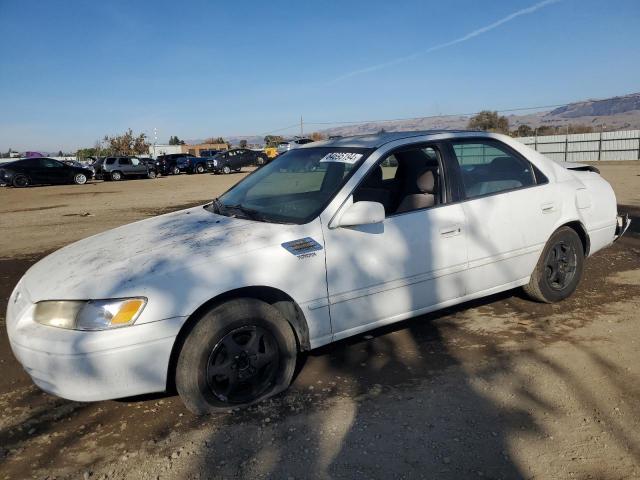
(322, 144, 468, 341)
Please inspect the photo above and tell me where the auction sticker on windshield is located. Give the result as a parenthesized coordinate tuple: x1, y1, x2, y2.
(319, 152, 363, 164)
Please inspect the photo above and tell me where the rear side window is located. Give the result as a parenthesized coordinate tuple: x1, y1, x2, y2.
(450, 140, 535, 199)
(118, 158, 131, 165)
(106, 158, 116, 165)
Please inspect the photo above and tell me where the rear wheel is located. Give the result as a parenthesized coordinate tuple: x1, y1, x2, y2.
(12, 175, 30, 187)
(523, 226, 584, 303)
(195, 164, 205, 174)
(110, 171, 122, 181)
(176, 298, 297, 415)
(73, 173, 87, 185)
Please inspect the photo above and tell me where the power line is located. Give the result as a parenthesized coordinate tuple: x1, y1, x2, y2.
(303, 102, 571, 127)
(248, 93, 627, 138)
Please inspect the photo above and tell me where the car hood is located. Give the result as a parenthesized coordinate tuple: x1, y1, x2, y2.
(21, 205, 294, 302)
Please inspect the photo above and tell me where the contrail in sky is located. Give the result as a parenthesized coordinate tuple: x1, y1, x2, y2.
(328, 0, 563, 84)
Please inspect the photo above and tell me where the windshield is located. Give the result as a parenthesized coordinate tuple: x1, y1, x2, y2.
(213, 147, 371, 224)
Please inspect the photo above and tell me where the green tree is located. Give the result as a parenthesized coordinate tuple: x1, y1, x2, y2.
(103, 129, 150, 156)
(468, 111, 509, 133)
(239, 139, 248, 148)
(169, 135, 185, 145)
(513, 124, 534, 137)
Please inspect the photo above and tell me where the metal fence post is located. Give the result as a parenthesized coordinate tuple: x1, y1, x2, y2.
(597, 126, 603, 161)
(564, 126, 569, 162)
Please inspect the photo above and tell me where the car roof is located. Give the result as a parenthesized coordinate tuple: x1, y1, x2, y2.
(306, 130, 487, 149)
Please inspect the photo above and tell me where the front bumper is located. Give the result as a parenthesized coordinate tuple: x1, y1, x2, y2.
(7, 287, 186, 401)
(613, 213, 631, 242)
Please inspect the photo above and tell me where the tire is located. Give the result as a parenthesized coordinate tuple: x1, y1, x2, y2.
(73, 173, 87, 185)
(12, 175, 30, 188)
(523, 226, 584, 303)
(195, 164, 205, 174)
(176, 298, 297, 415)
(147, 170, 157, 179)
(172, 166, 181, 175)
(256, 156, 265, 166)
(110, 171, 123, 181)
(222, 165, 231, 175)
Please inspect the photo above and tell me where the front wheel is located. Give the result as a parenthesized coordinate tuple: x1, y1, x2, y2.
(176, 298, 297, 415)
(12, 175, 30, 187)
(172, 166, 180, 175)
(523, 226, 584, 303)
(73, 173, 87, 185)
(222, 165, 231, 175)
(147, 170, 157, 179)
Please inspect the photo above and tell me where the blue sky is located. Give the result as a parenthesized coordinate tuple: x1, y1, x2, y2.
(0, 0, 638, 151)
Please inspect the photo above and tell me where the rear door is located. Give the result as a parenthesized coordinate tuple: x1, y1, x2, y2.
(446, 138, 560, 295)
(130, 157, 147, 175)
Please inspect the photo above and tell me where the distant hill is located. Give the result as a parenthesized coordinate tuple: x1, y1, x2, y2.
(320, 92, 640, 137)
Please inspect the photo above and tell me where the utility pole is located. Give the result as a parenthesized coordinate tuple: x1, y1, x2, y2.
(300, 116, 304, 137)
(153, 127, 158, 158)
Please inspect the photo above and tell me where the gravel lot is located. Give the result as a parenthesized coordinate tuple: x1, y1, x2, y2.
(1, 164, 639, 479)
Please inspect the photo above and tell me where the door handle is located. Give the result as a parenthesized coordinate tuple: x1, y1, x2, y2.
(540, 202, 556, 213)
(440, 225, 462, 237)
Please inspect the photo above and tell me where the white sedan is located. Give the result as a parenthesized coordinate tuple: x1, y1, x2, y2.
(6, 131, 630, 414)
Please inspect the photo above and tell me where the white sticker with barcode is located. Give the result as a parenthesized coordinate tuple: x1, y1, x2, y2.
(319, 152, 363, 164)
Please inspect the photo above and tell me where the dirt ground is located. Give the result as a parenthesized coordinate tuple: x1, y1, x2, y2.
(1, 164, 639, 479)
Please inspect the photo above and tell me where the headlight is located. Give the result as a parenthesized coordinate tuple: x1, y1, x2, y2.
(34, 298, 146, 331)
(213, 160, 218, 166)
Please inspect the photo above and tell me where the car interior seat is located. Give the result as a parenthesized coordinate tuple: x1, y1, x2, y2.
(395, 169, 436, 214)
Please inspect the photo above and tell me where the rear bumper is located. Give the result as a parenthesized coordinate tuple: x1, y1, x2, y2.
(614, 213, 631, 242)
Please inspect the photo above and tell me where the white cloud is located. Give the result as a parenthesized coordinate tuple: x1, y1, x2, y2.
(328, 0, 563, 84)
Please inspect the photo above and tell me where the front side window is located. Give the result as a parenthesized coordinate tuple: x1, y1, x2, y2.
(353, 145, 443, 216)
(40, 159, 63, 168)
(451, 140, 535, 198)
(106, 158, 116, 165)
(214, 147, 370, 224)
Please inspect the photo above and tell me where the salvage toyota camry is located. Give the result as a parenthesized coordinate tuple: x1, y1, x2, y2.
(6, 131, 630, 414)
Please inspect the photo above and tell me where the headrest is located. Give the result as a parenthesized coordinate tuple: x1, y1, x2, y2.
(416, 169, 435, 193)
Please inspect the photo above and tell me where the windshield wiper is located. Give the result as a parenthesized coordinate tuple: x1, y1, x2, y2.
(223, 204, 266, 221)
(211, 197, 225, 215)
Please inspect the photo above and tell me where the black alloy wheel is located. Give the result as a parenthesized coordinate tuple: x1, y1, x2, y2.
(543, 240, 577, 291)
(206, 325, 279, 404)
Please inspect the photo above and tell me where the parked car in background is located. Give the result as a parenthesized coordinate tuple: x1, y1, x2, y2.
(6, 130, 630, 414)
(0, 157, 93, 187)
(156, 154, 186, 175)
(63, 160, 96, 176)
(210, 148, 269, 174)
(95, 156, 157, 181)
(276, 138, 314, 154)
(176, 155, 209, 174)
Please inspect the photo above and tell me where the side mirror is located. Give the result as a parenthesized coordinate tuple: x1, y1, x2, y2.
(335, 200, 385, 228)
